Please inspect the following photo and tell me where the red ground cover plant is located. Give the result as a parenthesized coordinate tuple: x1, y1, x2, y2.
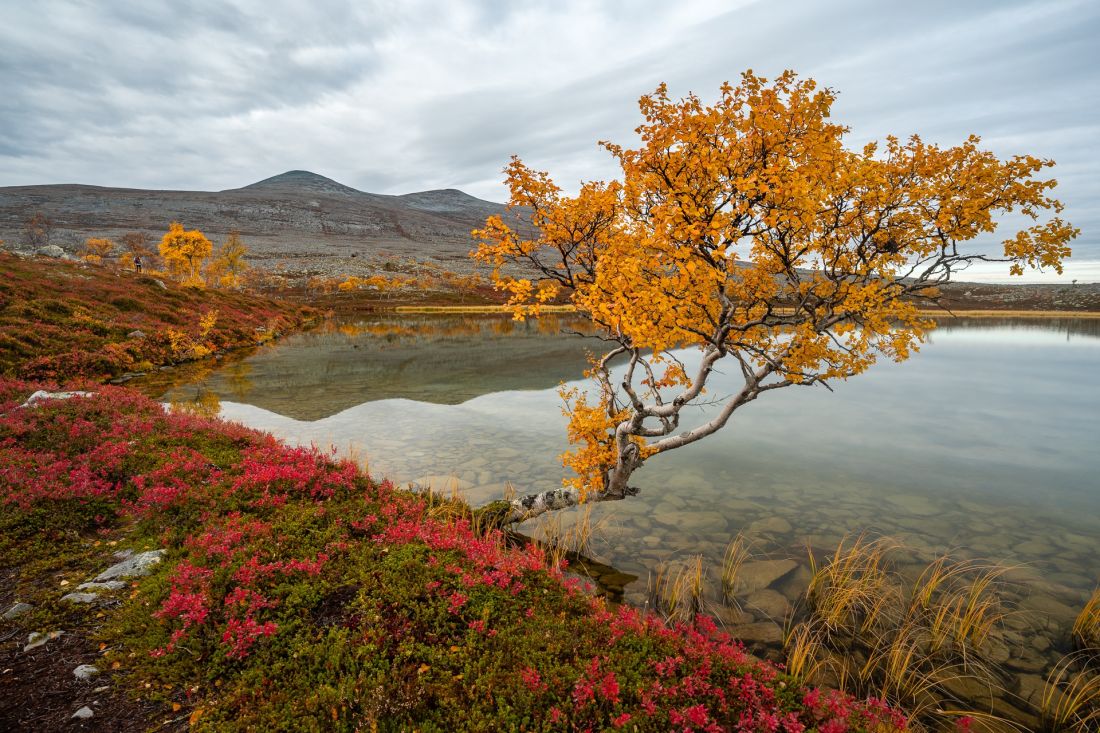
(0, 253, 314, 381)
(0, 379, 907, 731)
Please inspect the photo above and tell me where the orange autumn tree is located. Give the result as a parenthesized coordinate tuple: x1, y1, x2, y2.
(206, 230, 249, 288)
(473, 70, 1077, 524)
(80, 236, 115, 264)
(159, 221, 213, 285)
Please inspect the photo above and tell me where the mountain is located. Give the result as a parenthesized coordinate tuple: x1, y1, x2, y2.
(231, 170, 366, 196)
(0, 171, 524, 273)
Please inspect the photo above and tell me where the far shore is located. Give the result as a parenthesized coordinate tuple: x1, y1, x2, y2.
(394, 304, 1100, 318)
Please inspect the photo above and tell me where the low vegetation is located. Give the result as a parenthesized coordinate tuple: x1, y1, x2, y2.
(0, 380, 906, 731)
(0, 253, 315, 381)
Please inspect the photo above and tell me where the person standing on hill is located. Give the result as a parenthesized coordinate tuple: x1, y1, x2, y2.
(134, 255, 143, 273)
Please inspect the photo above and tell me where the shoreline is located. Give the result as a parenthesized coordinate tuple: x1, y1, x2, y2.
(392, 303, 1100, 318)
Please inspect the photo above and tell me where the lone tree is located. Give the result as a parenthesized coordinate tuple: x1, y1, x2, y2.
(21, 212, 53, 249)
(473, 70, 1076, 524)
(160, 221, 213, 285)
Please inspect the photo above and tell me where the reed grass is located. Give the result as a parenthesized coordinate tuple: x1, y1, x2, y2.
(535, 502, 605, 572)
(1040, 652, 1100, 732)
(720, 533, 750, 605)
(648, 555, 707, 623)
(787, 537, 1018, 731)
(805, 534, 897, 634)
(1072, 587, 1100, 651)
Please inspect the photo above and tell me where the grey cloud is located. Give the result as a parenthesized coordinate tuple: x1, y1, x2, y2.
(0, 0, 1096, 274)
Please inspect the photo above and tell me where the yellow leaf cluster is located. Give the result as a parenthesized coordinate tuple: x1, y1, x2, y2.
(159, 221, 213, 284)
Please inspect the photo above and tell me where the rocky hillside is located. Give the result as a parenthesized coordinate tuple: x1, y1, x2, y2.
(0, 171, 526, 274)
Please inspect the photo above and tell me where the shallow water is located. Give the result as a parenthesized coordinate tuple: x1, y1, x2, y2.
(148, 313, 1100, 698)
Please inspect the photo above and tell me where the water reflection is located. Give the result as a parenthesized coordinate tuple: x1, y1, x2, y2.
(144, 314, 1100, 700)
(154, 314, 595, 420)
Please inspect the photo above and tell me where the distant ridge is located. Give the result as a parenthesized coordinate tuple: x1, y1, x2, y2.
(0, 171, 529, 271)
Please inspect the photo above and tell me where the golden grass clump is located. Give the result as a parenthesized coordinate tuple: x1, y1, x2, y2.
(1072, 587, 1100, 651)
(785, 537, 1017, 730)
(536, 502, 604, 572)
(648, 555, 706, 623)
(720, 533, 750, 605)
(1039, 653, 1100, 732)
(805, 534, 897, 634)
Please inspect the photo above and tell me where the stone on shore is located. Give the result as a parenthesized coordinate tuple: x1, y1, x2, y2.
(73, 664, 100, 681)
(94, 550, 165, 581)
(3, 602, 33, 620)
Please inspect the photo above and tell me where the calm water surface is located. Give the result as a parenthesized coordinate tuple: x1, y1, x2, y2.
(147, 314, 1100, 678)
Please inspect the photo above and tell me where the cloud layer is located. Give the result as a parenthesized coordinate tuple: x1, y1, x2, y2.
(2, 0, 1096, 279)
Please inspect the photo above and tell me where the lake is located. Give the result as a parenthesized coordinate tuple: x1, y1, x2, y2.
(142, 313, 1100, 703)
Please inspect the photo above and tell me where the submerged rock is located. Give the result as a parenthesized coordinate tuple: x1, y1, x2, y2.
(747, 516, 793, 535)
(733, 559, 798, 595)
(94, 549, 164, 581)
(727, 621, 783, 645)
(745, 589, 791, 620)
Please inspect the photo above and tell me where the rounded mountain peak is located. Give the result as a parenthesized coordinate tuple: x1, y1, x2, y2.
(234, 170, 363, 195)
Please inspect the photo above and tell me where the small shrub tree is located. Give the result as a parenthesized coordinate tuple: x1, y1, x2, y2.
(80, 236, 115, 264)
(159, 221, 213, 286)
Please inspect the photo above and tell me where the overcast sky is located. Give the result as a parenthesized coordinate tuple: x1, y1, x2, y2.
(2, 0, 1097, 281)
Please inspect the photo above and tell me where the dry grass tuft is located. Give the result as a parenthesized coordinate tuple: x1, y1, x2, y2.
(720, 533, 750, 606)
(786, 537, 1019, 730)
(1072, 587, 1100, 652)
(649, 555, 707, 623)
(1040, 652, 1100, 732)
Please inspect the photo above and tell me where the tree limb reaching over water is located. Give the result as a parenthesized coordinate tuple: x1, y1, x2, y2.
(472, 70, 1077, 525)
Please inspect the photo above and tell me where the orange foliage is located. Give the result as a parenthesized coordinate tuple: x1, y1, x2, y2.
(473, 70, 1077, 498)
(159, 222, 213, 286)
(80, 237, 115, 264)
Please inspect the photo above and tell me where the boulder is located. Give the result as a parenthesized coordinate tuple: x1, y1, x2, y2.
(19, 390, 95, 409)
(36, 244, 66, 258)
(72, 706, 94, 720)
(94, 549, 165, 581)
(127, 330, 147, 339)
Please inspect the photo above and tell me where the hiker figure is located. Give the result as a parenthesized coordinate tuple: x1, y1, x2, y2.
(134, 256, 143, 273)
